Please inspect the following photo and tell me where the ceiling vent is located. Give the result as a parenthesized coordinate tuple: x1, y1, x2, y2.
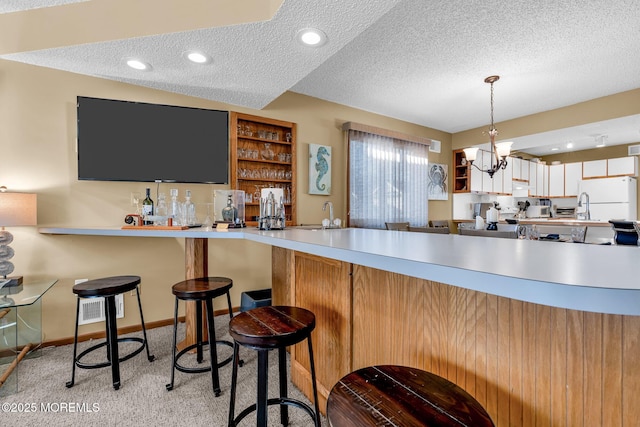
(628, 145, 640, 156)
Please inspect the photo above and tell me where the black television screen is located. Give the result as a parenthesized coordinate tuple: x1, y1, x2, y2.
(77, 96, 229, 184)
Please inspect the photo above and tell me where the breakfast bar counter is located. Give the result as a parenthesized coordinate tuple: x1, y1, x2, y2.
(40, 226, 640, 426)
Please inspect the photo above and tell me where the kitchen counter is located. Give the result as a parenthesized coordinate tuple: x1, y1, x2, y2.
(40, 225, 640, 425)
(40, 225, 640, 315)
(455, 218, 614, 227)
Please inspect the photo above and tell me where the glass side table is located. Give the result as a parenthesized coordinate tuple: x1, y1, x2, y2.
(0, 279, 57, 396)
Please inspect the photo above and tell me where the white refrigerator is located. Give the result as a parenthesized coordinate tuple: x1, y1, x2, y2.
(577, 177, 637, 220)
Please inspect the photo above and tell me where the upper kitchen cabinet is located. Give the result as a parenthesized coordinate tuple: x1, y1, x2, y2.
(548, 164, 565, 197)
(582, 157, 638, 179)
(607, 156, 637, 177)
(452, 149, 470, 192)
(564, 162, 582, 196)
(230, 112, 297, 227)
(582, 159, 607, 178)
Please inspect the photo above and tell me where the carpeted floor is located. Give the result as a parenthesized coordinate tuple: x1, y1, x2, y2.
(0, 317, 325, 426)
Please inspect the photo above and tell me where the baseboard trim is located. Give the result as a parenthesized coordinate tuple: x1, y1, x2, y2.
(43, 306, 238, 348)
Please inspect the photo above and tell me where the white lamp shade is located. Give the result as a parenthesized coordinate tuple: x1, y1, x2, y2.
(495, 141, 513, 158)
(462, 147, 479, 162)
(0, 193, 37, 226)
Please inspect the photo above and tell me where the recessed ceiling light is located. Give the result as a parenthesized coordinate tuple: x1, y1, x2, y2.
(126, 58, 151, 71)
(297, 28, 327, 47)
(551, 147, 559, 151)
(185, 51, 211, 64)
(566, 142, 574, 149)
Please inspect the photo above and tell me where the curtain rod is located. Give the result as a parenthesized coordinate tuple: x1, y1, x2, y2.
(342, 121, 433, 146)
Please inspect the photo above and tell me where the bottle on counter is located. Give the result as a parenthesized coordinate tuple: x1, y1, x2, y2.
(155, 193, 167, 226)
(169, 189, 180, 225)
(184, 190, 196, 226)
(221, 194, 237, 223)
(142, 187, 154, 225)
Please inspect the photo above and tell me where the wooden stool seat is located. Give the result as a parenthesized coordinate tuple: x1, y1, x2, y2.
(327, 365, 494, 427)
(72, 275, 141, 298)
(228, 305, 320, 427)
(66, 275, 154, 391)
(166, 277, 234, 397)
(171, 276, 233, 300)
(229, 305, 315, 349)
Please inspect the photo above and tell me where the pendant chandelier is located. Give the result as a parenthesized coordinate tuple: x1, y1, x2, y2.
(462, 75, 512, 178)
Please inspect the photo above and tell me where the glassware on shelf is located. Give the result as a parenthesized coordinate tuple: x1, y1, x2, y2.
(261, 143, 275, 160)
(155, 193, 168, 226)
(184, 190, 196, 226)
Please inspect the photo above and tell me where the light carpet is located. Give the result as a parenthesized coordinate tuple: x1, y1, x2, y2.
(0, 317, 325, 426)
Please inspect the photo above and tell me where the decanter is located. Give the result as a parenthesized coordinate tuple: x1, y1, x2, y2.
(221, 194, 237, 222)
(261, 143, 275, 160)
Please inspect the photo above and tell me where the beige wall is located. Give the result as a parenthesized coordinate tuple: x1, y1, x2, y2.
(0, 59, 449, 341)
(452, 89, 640, 150)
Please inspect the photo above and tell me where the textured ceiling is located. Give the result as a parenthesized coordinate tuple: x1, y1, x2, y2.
(2, 0, 640, 155)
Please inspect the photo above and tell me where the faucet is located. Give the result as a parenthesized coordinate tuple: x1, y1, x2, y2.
(322, 201, 334, 226)
(577, 192, 590, 220)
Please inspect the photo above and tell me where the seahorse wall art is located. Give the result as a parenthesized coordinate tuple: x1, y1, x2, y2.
(309, 144, 331, 195)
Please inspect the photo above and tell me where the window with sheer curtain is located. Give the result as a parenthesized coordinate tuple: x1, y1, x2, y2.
(347, 128, 429, 229)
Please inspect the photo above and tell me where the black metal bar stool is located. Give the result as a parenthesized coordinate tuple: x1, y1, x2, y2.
(66, 275, 155, 390)
(326, 365, 495, 426)
(228, 305, 321, 427)
(166, 277, 235, 396)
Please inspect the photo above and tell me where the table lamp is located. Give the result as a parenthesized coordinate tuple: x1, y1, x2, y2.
(0, 187, 37, 287)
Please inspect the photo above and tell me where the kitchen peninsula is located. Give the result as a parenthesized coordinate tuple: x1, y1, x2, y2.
(39, 226, 640, 426)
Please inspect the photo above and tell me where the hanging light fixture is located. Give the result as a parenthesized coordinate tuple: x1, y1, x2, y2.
(462, 75, 512, 178)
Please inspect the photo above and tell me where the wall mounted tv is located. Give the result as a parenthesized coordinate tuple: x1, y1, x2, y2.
(77, 96, 229, 184)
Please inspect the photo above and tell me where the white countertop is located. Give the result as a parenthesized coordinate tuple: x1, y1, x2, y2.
(39, 226, 640, 315)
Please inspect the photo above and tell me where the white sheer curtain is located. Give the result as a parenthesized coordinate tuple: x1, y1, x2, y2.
(348, 129, 429, 229)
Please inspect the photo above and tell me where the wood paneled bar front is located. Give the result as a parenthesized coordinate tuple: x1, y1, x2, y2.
(40, 226, 640, 426)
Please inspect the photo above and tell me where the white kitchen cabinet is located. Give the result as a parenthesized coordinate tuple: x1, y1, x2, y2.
(511, 157, 522, 180)
(528, 161, 538, 196)
(582, 159, 607, 178)
(548, 164, 565, 197)
(564, 162, 582, 196)
(607, 156, 637, 177)
(492, 164, 504, 193)
(502, 158, 513, 194)
(470, 149, 486, 192)
(521, 159, 530, 181)
(536, 163, 547, 197)
(481, 150, 493, 193)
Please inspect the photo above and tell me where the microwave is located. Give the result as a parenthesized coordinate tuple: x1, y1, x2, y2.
(526, 205, 550, 218)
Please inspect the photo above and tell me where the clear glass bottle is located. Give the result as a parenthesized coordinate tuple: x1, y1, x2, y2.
(169, 189, 180, 226)
(155, 193, 167, 226)
(142, 187, 154, 225)
(184, 190, 196, 226)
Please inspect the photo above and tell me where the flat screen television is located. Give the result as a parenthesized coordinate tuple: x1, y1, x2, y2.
(77, 96, 229, 184)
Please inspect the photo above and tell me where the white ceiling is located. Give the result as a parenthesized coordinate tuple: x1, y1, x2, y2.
(2, 0, 640, 156)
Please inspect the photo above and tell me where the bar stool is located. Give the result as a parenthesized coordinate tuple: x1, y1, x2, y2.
(66, 275, 155, 390)
(228, 305, 321, 427)
(326, 365, 495, 426)
(166, 277, 235, 396)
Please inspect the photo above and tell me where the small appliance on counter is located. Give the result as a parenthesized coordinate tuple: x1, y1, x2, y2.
(258, 188, 286, 230)
(554, 206, 577, 218)
(473, 203, 493, 219)
(526, 205, 550, 218)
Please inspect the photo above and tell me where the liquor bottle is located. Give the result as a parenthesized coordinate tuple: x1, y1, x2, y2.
(169, 189, 180, 225)
(184, 190, 196, 226)
(142, 188, 154, 225)
(155, 193, 167, 226)
(221, 194, 237, 223)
